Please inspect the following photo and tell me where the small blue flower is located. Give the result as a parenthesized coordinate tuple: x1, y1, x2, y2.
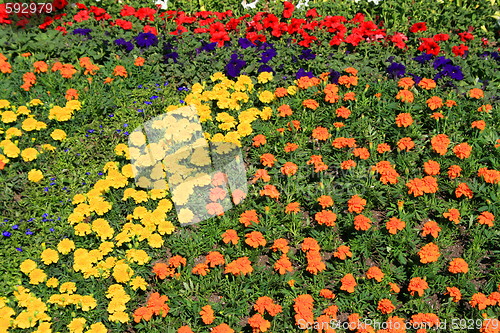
(50, 228, 55, 232)
(109, 114, 114, 117)
(25, 229, 33, 235)
(72, 28, 92, 36)
(3, 231, 11, 237)
(137, 109, 144, 113)
(16, 247, 23, 252)
(150, 96, 159, 100)
(123, 124, 128, 127)
(144, 101, 152, 105)
(12, 224, 19, 230)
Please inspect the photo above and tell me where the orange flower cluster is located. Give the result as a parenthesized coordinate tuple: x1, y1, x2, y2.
(221, 229, 239, 244)
(285, 202, 300, 214)
(306, 155, 328, 172)
(301, 238, 326, 275)
(200, 305, 215, 324)
(408, 277, 429, 296)
(445, 286, 462, 302)
(418, 242, 440, 263)
(470, 292, 492, 310)
(332, 137, 357, 149)
(377, 298, 395, 314)
(251, 169, 271, 183)
(324, 83, 340, 103)
(423, 160, 440, 175)
(224, 257, 253, 276)
(315, 210, 337, 227)
(397, 137, 415, 151)
(52, 62, 77, 78)
(340, 273, 357, 293)
(152, 255, 186, 279)
(248, 314, 271, 332)
(317, 195, 334, 208)
(252, 134, 267, 147)
(254, 296, 282, 316)
(274, 253, 293, 274)
(240, 210, 260, 227)
(448, 258, 468, 273)
(396, 89, 414, 103)
(21, 72, 36, 91)
(113, 65, 128, 77)
(453, 142, 472, 159)
(333, 245, 352, 260)
(347, 194, 366, 213)
(245, 231, 266, 248)
(312, 126, 330, 141)
(0, 53, 12, 73)
(341, 159, 356, 170)
(293, 294, 314, 326)
(133, 292, 170, 322)
(478, 167, 500, 184)
(297, 76, 321, 89)
(284, 142, 299, 152)
(319, 289, 335, 299)
(410, 313, 440, 328)
(406, 176, 438, 197)
(448, 164, 462, 179)
(336, 106, 351, 119)
(443, 208, 461, 224)
(372, 161, 400, 184)
(271, 238, 290, 254)
(431, 134, 450, 155)
(353, 147, 370, 160)
(455, 182, 473, 199)
(303, 99, 319, 110)
(259, 184, 280, 199)
(192, 251, 225, 276)
(260, 153, 276, 167)
(79, 57, 100, 75)
(426, 96, 443, 110)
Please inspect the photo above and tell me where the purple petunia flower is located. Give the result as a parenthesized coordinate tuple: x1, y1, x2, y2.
(226, 54, 246, 78)
(299, 49, 316, 61)
(164, 52, 179, 63)
(114, 38, 134, 52)
(296, 68, 314, 79)
(441, 64, 464, 81)
(413, 52, 433, 64)
(433, 56, 452, 70)
(329, 70, 341, 84)
(198, 41, 217, 53)
(260, 48, 277, 63)
(258, 65, 274, 73)
(72, 28, 92, 36)
(135, 32, 158, 48)
(408, 73, 422, 84)
(238, 38, 255, 49)
(386, 62, 406, 78)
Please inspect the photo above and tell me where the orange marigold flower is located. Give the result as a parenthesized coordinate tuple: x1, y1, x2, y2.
(65, 88, 79, 101)
(423, 160, 440, 176)
(333, 245, 352, 260)
(445, 287, 462, 302)
(343, 92, 356, 101)
(306, 250, 326, 275)
(418, 78, 436, 90)
(271, 238, 290, 253)
(478, 167, 500, 184)
(408, 277, 429, 296)
(315, 210, 337, 227)
(469, 88, 484, 99)
(397, 137, 415, 151)
(396, 89, 415, 103)
(301, 237, 320, 252)
(274, 254, 293, 274)
(443, 208, 460, 224)
(206, 251, 225, 267)
(421, 220, 441, 238)
(134, 57, 145, 66)
(470, 293, 491, 310)
(206, 202, 224, 216)
(278, 104, 293, 117)
(133, 306, 154, 322)
(353, 147, 370, 160)
(224, 257, 253, 276)
(389, 283, 400, 293)
(372, 161, 400, 184)
(332, 137, 357, 148)
(293, 294, 314, 326)
(345, 67, 358, 75)
(386, 217, 405, 234)
(398, 77, 415, 89)
(453, 142, 472, 159)
(240, 210, 259, 227)
(284, 142, 299, 152)
(252, 134, 267, 147)
(446, 99, 457, 107)
(275, 87, 288, 98)
(336, 106, 351, 119)
(410, 313, 440, 328)
(354, 214, 372, 231)
(319, 289, 335, 299)
(477, 104, 492, 112)
(338, 75, 358, 88)
(33, 61, 48, 73)
(260, 153, 276, 167)
(430, 112, 445, 120)
(285, 202, 301, 214)
(104, 77, 113, 84)
(488, 292, 500, 306)
(333, 121, 345, 128)
(152, 263, 174, 279)
(426, 96, 443, 110)
(303, 99, 319, 110)
(366, 266, 384, 282)
(347, 194, 366, 213)
(374, 92, 382, 99)
(192, 263, 210, 276)
(200, 305, 215, 324)
(455, 182, 473, 199)
(178, 325, 194, 333)
(471, 120, 486, 131)
(312, 126, 330, 141)
(60, 64, 77, 78)
(377, 143, 391, 153)
(448, 258, 468, 273)
(377, 299, 395, 314)
(431, 134, 450, 155)
(248, 313, 271, 333)
(395, 113, 413, 127)
(340, 274, 357, 293)
(418, 242, 440, 264)
(281, 162, 298, 176)
(448, 165, 462, 179)
(168, 255, 186, 268)
(113, 65, 128, 77)
(251, 169, 271, 184)
(317, 195, 334, 208)
(254, 296, 282, 317)
(211, 323, 235, 333)
(341, 159, 357, 170)
(222, 229, 239, 245)
(477, 211, 495, 227)
(245, 231, 266, 248)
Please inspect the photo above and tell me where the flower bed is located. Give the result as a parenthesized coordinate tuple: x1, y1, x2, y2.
(0, 1, 499, 332)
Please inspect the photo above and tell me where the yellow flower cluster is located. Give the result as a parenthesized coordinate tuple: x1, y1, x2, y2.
(106, 284, 131, 323)
(11, 286, 51, 330)
(48, 100, 82, 121)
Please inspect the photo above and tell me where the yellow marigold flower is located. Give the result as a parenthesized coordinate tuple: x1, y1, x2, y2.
(78, 296, 97, 311)
(257, 71, 273, 84)
(157, 220, 175, 235)
(130, 276, 148, 291)
(0, 100, 10, 108)
(132, 190, 149, 204)
(57, 238, 75, 254)
(5, 127, 22, 139)
(46, 277, 59, 288)
(237, 122, 253, 136)
(1, 140, 20, 158)
(21, 147, 39, 162)
(112, 262, 134, 283)
(1, 110, 17, 123)
(28, 169, 44, 182)
(67, 317, 86, 333)
(15, 106, 30, 115)
(41, 144, 56, 152)
(108, 311, 130, 323)
(99, 242, 114, 256)
(147, 233, 164, 248)
(211, 72, 226, 82)
(92, 218, 114, 240)
(29, 268, 47, 285)
(59, 282, 77, 294)
(28, 99, 43, 106)
(260, 107, 273, 120)
(72, 193, 86, 204)
(51, 129, 67, 141)
(20, 259, 37, 274)
(259, 90, 275, 103)
(287, 85, 298, 95)
(74, 223, 92, 236)
(41, 248, 59, 265)
(66, 100, 82, 111)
